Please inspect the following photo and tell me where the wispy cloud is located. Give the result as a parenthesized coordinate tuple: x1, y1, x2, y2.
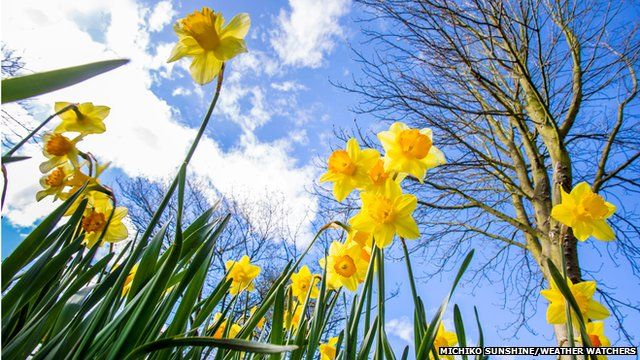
(270, 0, 351, 68)
(386, 317, 414, 344)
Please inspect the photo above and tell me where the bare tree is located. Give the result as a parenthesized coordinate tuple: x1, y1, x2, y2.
(339, 0, 640, 345)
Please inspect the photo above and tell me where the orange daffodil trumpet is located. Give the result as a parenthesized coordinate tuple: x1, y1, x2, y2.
(540, 278, 609, 325)
(551, 182, 616, 241)
(168, 7, 250, 85)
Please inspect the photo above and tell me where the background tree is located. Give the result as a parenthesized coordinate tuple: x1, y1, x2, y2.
(339, 0, 640, 345)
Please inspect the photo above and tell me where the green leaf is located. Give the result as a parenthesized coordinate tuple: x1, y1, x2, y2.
(125, 337, 298, 359)
(2, 59, 129, 103)
(1, 156, 30, 164)
(2, 187, 86, 290)
(453, 305, 467, 360)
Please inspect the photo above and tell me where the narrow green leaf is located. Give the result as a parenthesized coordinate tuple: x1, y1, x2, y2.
(2, 59, 129, 103)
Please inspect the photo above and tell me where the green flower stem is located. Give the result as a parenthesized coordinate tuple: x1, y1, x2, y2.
(3, 103, 77, 158)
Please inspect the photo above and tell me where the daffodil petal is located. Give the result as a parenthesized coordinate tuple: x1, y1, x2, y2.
(222, 13, 251, 39)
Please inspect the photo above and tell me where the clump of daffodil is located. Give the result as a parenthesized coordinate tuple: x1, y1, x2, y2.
(290, 265, 319, 301)
(431, 324, 458, 360)
(551, 182, 616, 241)
(210, 313, 242, 338)
(121, 263, 139, 297)
(540, 279, 609, 325)
(40, 132, 83, 173)
(319, 337, 339, 360)
(36, 163, 73, 201)
(349, 179, 419, 248)
(319, 240, 369, 291)
(81, 200, 129, 248)
(168, 7, 250, 85)
(54, 102, 110, 135)
(377, 121, 445, 181)
(225, 255, 261, 295)
(319, 138, 380, 202)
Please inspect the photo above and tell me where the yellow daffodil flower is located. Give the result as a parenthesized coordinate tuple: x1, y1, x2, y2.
(584, 322, 610, 359)
(248, 306, 266, 330)
(319, 241, 369, 291)
(319, 337, 339, 360)
(349, 179, 419, 248)
(36, 163, 73, 201)
(40, 132, 83, 173)
(290, 265, 319, 301)
(284, 304, 304, 331)
(345, 230, 372, 263)
(551, 182, 616, 241)
(431, 324, 458, 360)
(168, 7, 250, 85)
(81, 201, 129, 248)
(210, 313, 242, 338)
(377, 122, 445, 181)
(121, 263, 139, 297)
(225, 255, 261, 295)
(54, 102, 110, 135)
(319, 138, 380, 202)
(540, 279, 610, 325)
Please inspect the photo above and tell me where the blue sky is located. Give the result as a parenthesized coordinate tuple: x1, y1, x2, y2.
(2, 0, 638, 355)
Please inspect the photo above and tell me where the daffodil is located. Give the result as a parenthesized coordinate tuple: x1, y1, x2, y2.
(36, 163, 73, 201)
(54, 102, 109, 135)
(319, 337, 339, 360)
(551, 182, 616, 241)
(210, 313, 242, 338)
(431, 324, 458, 360)
(248, 306, 266, 330)
(81, 200, 129, 248)
(345, 230, 373, 263)
(377, 122, 445, 181)
(284, 304, 304, 331)
(584, 322, 610, 359)
(40, 132, 82, 173)
(319, 138, 380, 202)
(319, 241, 369, 291)
(349, 179, 419, 248)
(540, 279, 609, 325)
(121, 263, 139, 297)
(290, 265, 319, 301)
(365, 157, 392, 192)
(168, 7, 250, 85)
(225, 255, 261, 295)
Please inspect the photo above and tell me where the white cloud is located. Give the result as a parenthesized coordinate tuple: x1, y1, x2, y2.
(270, 0, 351, 68)
(1, 0, 319, 244)
(171, 87, 191, 97)
(386, 317, 414, 344)
(271, 81, 307, 92)
(147, 0, 176, 32)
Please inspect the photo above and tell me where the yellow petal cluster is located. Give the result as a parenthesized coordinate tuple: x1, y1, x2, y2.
(319, 138, 379, 202)
(431, 324, 458, 360)
(225, 255, 261, 295)
(168, 7, 250, 85)
(290, 265, 319, 301)
(54, 102, 110, 135)
(350, 179, 419, 248)
(319, 337, 339, 360)
(551, 182, 616, 241)
(378, 122, 445, 181)
(319, 240, 369, 291)
(540, 279, 609, 325)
